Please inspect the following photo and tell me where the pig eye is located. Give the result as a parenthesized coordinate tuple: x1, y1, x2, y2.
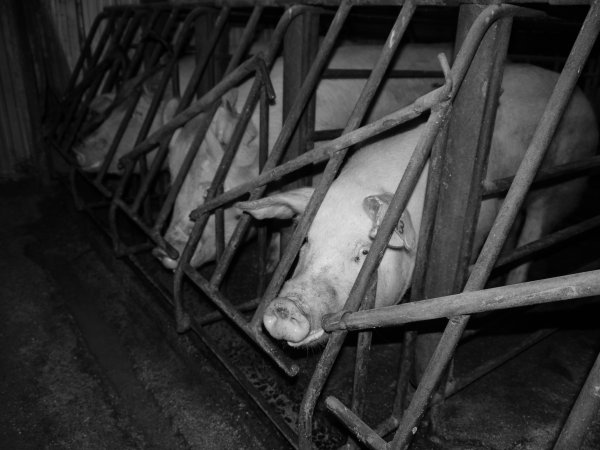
(354, 247, 369, 263)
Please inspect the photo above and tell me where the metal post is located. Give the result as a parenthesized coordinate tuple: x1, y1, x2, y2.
(414, 3, 512, 383)
(280, 11, 319, 257)
(554, 348, 600, 449)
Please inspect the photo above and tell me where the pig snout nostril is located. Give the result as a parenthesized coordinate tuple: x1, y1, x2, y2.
(263, 298, 310, 344)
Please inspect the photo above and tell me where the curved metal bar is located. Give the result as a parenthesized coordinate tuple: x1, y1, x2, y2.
(390, 2, 600, 447)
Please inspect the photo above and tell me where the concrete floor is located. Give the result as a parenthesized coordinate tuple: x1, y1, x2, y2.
(2, 178, 600, 450)
(0, 180, 288, 449)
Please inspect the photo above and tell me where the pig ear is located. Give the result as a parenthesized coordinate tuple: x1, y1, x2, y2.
(236, 187, 315, 220)
(363, 194, 416, 251)
(222, 88, 239, 113)
(88, 94, 115, 114)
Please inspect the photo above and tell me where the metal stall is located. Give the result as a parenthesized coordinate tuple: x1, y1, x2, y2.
(47, 1, 600, 448)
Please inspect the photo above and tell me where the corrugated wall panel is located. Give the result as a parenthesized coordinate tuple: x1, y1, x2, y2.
(48, 0, 139, 71)
(0, 1, 35, 180)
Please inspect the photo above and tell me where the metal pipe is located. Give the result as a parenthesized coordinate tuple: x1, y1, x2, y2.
(345, 277, 377, 450)
(190, 82, 449, 219)
(296, 3, 421, 448)
(553, 347, 600, 449)
(389, 3, 600, 446)
(325, 396, 388, 450)
(483, 155, 600, 198)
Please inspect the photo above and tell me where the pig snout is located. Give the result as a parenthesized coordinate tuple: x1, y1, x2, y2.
(263, 297, 310, 344)
(152, 246, 179, 270)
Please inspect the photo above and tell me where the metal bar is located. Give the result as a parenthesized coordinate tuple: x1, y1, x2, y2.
(325, 396, 388, 450)
(65, 11, 108, 94)
(150, 32, 275, 260)
(415, 3, 513, 430)
(483, 154, 600, 198)
(390, 3, 600, 446)
(553, 347, 600, 449)
(322, 69, 444, 79)
(172, 4, 334, 375)
(345, 277, 377, 450)
(493, 214, 600, 271)
(280, 9, 319, 255)
(296, 3, 421, 448)
(130, 6, 231, 214)
(190, 82, 449, 219)
(257, 73, 270, 296)
(440, 328, 557, 401)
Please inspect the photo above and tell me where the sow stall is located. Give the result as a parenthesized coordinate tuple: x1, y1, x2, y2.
(47, 0, 600, 448)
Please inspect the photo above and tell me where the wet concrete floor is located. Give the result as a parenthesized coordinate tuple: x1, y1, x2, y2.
(2, 178, 600, 449)
(0, 180, 288, 449)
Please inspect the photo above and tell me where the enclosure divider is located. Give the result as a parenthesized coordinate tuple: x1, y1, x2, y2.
(389, 2, 600, 448)
(553, 342, 600, 449)
(174, 2, 351, 376)
(311, 4, 543, 448)
(414, 3, 513, 432)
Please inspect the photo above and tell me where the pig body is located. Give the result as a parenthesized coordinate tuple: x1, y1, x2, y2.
(73, 57, 196, 173)
(156, 43, 451, 269)
(238, 63, 598, 347)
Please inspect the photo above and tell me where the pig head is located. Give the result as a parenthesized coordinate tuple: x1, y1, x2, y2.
(237, 183, 417, 347)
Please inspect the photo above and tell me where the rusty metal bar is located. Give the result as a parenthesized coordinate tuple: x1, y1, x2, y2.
(172, 3, 343, 377)
(326, 396, 388, 450)
(345, 277, 377, 450)
(257, 71, 271, 296)
(130, 6, 231, 215)
(94, 10, 182, 184)
(554, 346, 600, 449)
(493, 213, 600, 272)
(299, 4, 543, 448)
(147, 5, 266, 247)
(390, 2, 600, 447)
(280, 9, 319, 255)
(55, 12, 120, 142)
(190, 83, 449, 219)
(65, 11, 109, 95)
(483, 155, 600, 198)
(61, 11, 136, 150)
(440, 328, 558, 401)
(322, 269, 600, 329)
(295, 3, 426, 447)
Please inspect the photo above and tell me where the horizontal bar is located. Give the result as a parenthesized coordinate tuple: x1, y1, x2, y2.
(323, 269, 600, 331)
(196, 298, 260, 325)
(190, 82, 450, 219)
(483, 155, 600, 198)
(119, 54, 264, 162)
(325, 396, 388, 450)
(183, 264, 300, 377)
(133, 0, 594, 7)
(493, 214, 600, 270)
(322, 69, 444, 79)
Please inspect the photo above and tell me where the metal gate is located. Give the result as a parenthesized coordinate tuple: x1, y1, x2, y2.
(47, 1, 600, 448)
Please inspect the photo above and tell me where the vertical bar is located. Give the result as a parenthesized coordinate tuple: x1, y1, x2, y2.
(413, 3, 512, 429)
(297, 4, 417, 448)
(553, 349, 600, 450)
(257, 75, 270, 296)
(391, 2, 600, 448)
(345, 278, 377, 450)
(280, 11, 319, 257)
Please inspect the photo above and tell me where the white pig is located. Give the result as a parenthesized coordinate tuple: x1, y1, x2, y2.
(154, 43, 451, 269)
(237, 64, 598, 347)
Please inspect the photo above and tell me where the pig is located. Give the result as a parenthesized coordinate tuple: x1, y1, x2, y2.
(236, 63, 598, 347)
(154, 43, 452, 269)
(73, 57, 196, 173)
